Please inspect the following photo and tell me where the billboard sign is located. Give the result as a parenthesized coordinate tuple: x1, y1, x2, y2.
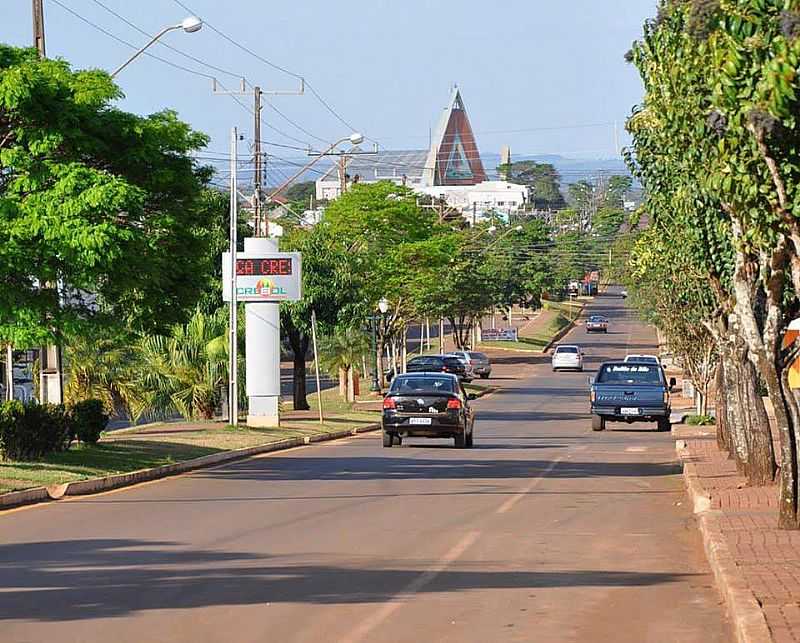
(222, 252, 302, 302)
(480, 327, 518, 342)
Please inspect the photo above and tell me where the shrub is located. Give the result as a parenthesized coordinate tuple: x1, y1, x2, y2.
(0, 401, 72, 460)
(686, 414, 716, 426)
(70, 399, 108, 444)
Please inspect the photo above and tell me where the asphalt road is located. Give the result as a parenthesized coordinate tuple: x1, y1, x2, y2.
(0, 292, 729, 642)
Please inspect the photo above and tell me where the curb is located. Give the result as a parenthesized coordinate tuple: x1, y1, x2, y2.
(0, 423, 380, 512)
(542, 309, 586, 354)
(676, 440, 773, 643)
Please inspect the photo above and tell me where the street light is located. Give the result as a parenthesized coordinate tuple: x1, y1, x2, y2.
(111, 16, 203, 79)
(370, 297, 390, 392)
(266, 133, 364, 203)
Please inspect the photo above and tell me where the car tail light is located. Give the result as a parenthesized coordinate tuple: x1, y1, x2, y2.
(383, 397, 396, 410)
(447, 398, 462, 410)
(590, 390, 596, 403)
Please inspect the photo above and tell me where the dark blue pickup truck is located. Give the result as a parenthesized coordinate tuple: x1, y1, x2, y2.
(589, 361, 676, 432)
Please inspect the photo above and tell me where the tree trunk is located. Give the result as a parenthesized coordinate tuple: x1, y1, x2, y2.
(288, 329, 310, 411)
(721, 345, 749, 472)
(715, 361, 731, 455)
(736, 353, 776, 485)
(339, 367, 347, 397)
(346, 366, 355, 403)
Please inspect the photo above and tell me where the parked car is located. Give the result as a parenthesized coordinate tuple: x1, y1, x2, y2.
(621, 290, 628, 299)
(382, 373, 476, 448)
(445, 351, 480, 381)
(551, 344, 584, 372)
(468, 351, 492, 379)
(404, 355, 468, 380)
(589, 361, 676, 432)
(586, 315, 609, 333)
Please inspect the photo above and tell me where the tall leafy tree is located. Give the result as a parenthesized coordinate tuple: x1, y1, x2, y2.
(498, 161, 566, 210)
(0, 45, 217, 347)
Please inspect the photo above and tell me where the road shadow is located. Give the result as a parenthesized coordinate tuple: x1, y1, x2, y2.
(0, 538, 693, 622)
(191, 455, 682, 483)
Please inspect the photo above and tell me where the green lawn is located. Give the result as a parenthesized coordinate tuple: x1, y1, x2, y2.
(480, 306, 578, 353)
(0, 399, 380, 495)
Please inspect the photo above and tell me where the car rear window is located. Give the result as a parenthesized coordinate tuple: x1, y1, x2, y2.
(589, 316, 605, 322)
(390, 376, 455, 393)
(469, 352, 487, 360)
(556, 346, 578, 354)
(596, 364, 662, 385)
(409, 357, 441, 366)
(626, 356, 658, 364)
(443, 357, 462, 367)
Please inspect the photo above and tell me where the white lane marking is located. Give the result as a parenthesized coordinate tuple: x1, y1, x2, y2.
(625, 446, 647, 453)
(342, 530, 481, 643)
(495, 456, 566, 515)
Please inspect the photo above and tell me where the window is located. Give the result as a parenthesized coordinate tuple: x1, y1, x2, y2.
(596, 364, 662, 385)
(390, 376, 455, 393)
(556, 346, 578, 354)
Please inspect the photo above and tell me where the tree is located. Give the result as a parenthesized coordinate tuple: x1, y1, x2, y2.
(0, 45, 218, 347)
(280, 224, 362, 410)
(498, 161, 566, 210)
(284, 181, 317, 204)
(132, 308, 228, 421)
(318, 327, 370, 402)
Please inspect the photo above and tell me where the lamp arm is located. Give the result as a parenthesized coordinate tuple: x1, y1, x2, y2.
(111, 24, 180, 79)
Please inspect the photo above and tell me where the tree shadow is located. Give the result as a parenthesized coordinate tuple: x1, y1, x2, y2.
(0, 538, 693, 622)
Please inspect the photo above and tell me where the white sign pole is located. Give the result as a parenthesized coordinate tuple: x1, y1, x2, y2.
(229, 127, 239, 427)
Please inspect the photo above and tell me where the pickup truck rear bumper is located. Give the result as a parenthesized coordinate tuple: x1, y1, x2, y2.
(591, 405, 670, 422)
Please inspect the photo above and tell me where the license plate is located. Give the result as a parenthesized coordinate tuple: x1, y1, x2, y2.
(409, 417, 432, 425)
(620, 407, 640, 416)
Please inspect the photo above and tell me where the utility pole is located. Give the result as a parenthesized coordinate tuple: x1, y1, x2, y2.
(32, 0, 46, 57)
(306, 145, 377, 199)
(213, 78, 303, 237)
(253, 87, 264, 237)
(32, 0, 64, 405)
(228, 127, 239, 427)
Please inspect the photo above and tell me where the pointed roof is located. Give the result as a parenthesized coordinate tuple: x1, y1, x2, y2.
(422, 87, 487, 187)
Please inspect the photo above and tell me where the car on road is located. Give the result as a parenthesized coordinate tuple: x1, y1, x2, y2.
(468, 351, 492, 379)
(586, 315, 609, 333)
(403, 355, 468, 380)
(589, 361, 676, 432)
(444, 351, 477, 381)
(551, 344, 584, 372)
(382, 373, 476, 448)
(621, 290, 628, 299)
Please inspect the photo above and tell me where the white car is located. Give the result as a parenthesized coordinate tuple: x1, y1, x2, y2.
(444, 351, 475, 382)
(551, 345, 584, 372)
(624, 354, 661, 366)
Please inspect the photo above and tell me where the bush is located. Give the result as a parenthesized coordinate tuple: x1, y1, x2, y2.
(0, 401, 72, 460)
(70, 399, 108, 444)
(686, 414, 716, 426)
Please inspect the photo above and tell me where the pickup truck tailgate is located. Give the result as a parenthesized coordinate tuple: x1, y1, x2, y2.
(595, 387, 663, 405)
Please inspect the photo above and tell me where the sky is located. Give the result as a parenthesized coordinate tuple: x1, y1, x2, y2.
(2, 0, 659, 175)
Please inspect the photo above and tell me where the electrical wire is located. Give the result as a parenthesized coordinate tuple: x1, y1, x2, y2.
(170, 0, 377, 145)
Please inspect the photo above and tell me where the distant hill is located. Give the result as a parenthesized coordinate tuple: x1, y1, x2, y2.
(482, 153, 631, 185)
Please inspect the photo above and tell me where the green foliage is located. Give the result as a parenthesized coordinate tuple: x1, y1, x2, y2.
(0, 45, 218, 346)
(686, 414, 716, 426)
(132, 307, 228, 421)
(0, 400, 71, 460)
(318, 327, 370, 378)
(70, 399, 108, 444)
(498, 161, 566, 210)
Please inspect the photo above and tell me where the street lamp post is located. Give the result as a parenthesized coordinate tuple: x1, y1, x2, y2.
(111, 16, 203, 79)
(370, 297, 390, 393)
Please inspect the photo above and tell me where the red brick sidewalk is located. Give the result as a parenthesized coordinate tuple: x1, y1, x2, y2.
(676, 426, 800, 643)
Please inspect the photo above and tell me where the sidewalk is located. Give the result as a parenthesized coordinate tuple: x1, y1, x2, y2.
(675, 425, 796, 643)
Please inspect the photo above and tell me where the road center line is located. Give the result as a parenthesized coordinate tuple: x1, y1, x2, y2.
(342, 530, 481, 643)
(495, 455, 566, 515)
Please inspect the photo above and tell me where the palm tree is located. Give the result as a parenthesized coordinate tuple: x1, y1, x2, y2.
(318, 327, 370, 402)
(133, 308, 228, 420)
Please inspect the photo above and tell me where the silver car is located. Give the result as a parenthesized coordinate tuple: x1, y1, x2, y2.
(551, 345, 584, 372)
(467, 351, 492, 379)
(444, 351, 475, 382)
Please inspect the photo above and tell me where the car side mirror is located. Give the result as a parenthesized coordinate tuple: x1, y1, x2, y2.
(468, 393, 477, 401)
(587, 376, 595, 386)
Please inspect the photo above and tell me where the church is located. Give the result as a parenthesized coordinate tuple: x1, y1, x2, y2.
(314, 87, 528, 224)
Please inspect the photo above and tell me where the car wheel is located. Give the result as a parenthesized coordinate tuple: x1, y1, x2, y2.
(657, 417, 671, 432)
(591, 415, 606, 431)
(454, 432, 466, 448)
(383, 432, 394, 447)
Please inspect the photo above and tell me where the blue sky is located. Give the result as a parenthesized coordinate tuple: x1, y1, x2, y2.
(2, 0, 659, 166)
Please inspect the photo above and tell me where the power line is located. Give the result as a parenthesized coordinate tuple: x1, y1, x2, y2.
(87, 0, 245, 80)
(170, 0, 377, 145)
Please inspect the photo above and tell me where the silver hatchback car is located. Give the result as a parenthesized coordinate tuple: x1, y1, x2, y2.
(551, 345, 584, 372)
